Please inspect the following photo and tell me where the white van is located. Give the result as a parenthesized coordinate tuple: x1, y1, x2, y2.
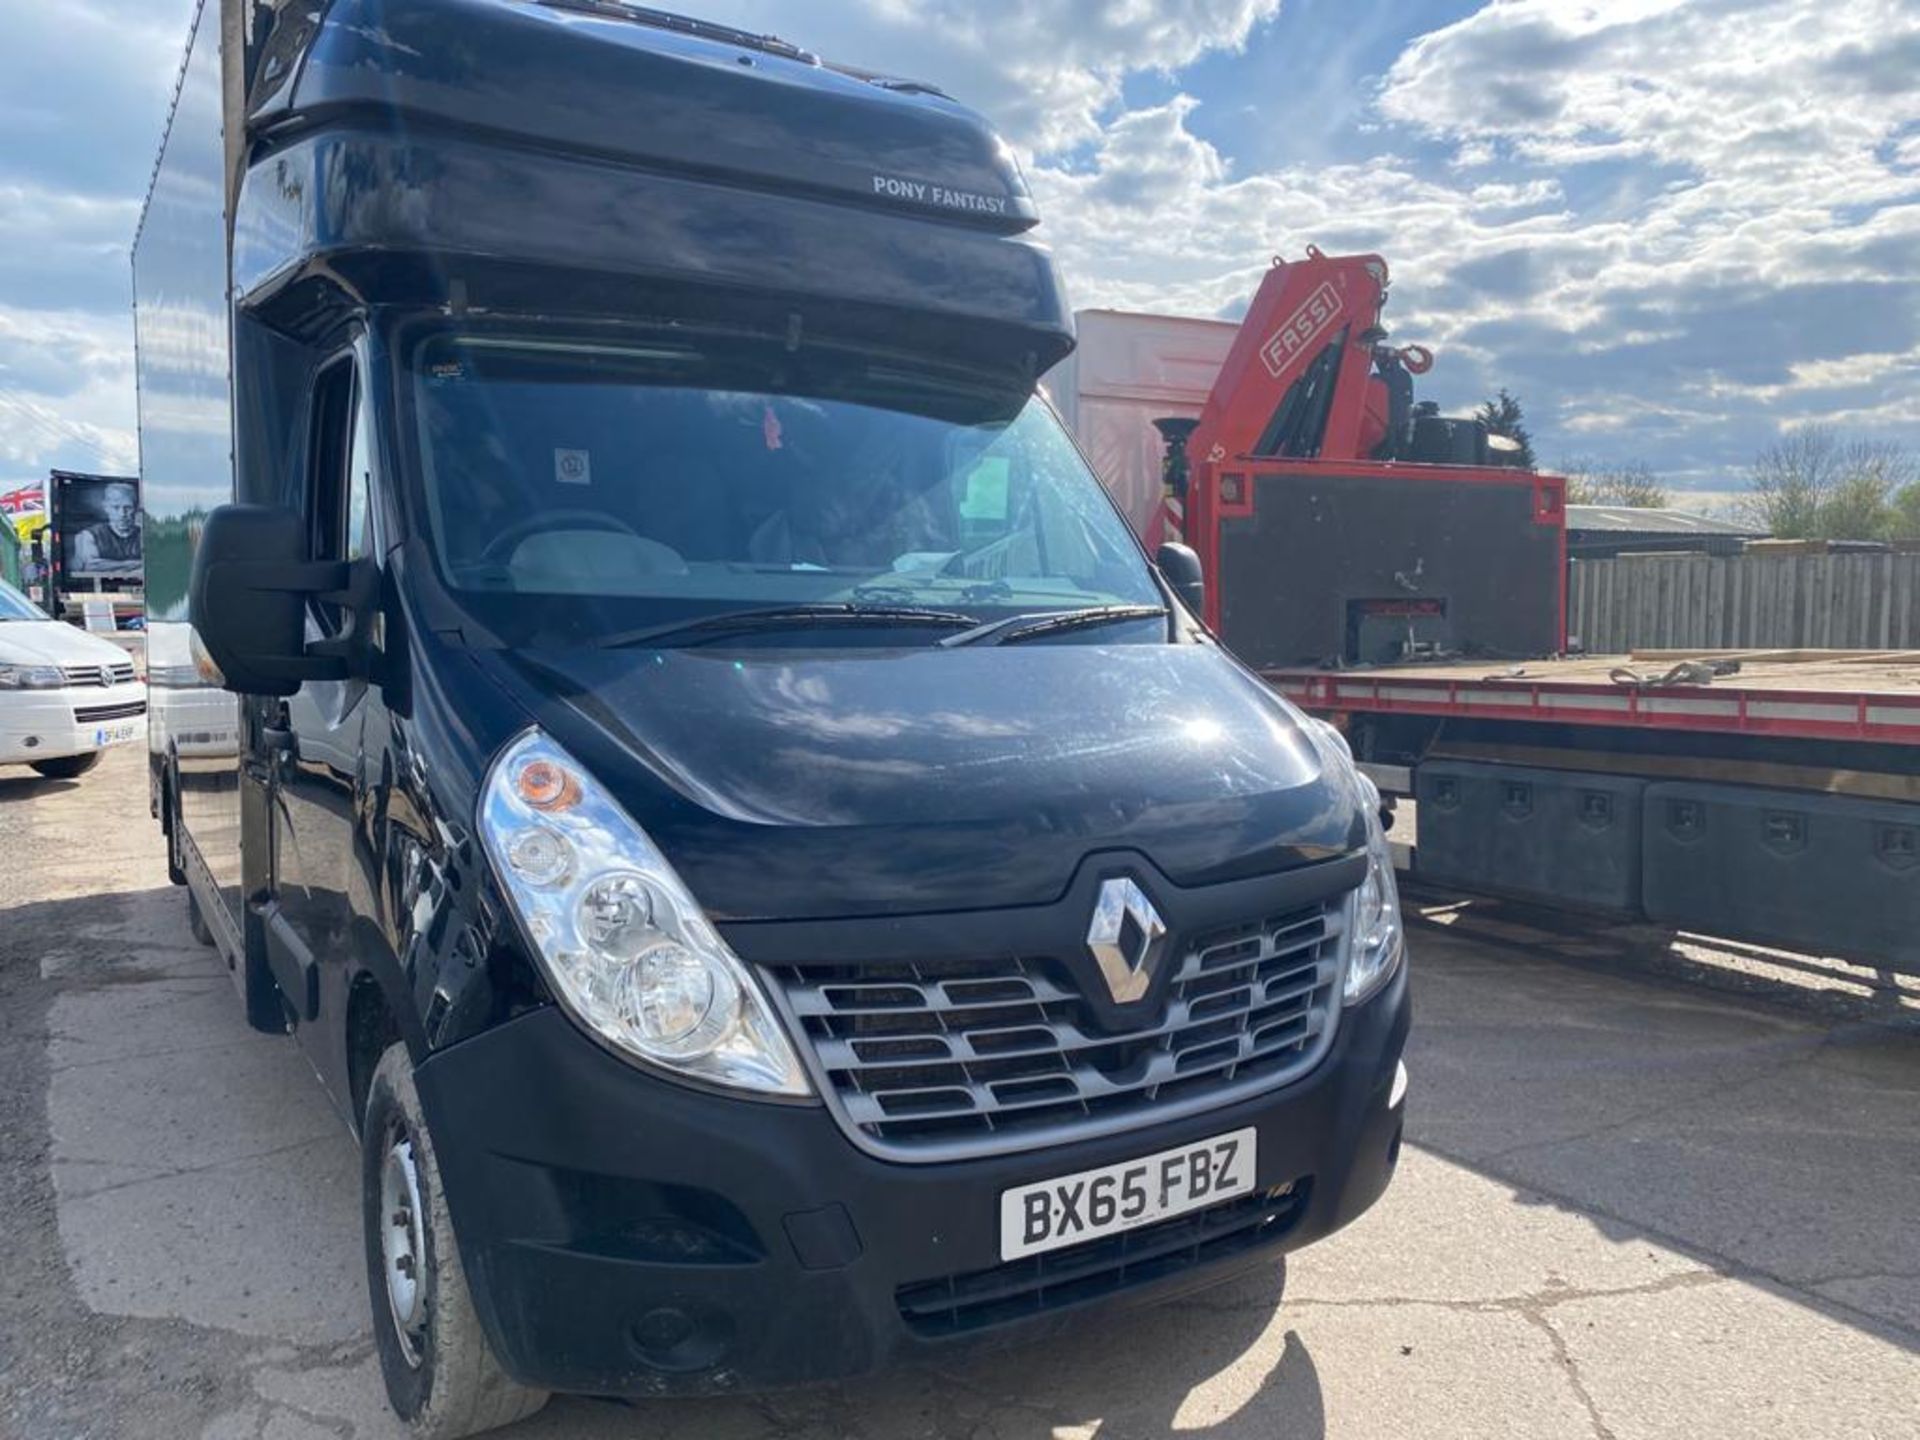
(0, 579, 147, 780)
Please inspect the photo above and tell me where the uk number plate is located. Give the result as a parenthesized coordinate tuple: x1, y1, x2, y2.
(999, 1128, 1258, 1261)
(92, 722, 139, 748)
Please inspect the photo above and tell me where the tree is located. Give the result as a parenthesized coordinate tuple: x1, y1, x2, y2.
(1742, 425, 1836, 538)
(1892, 483, 1920, 542)
(1838, 439, 1918, 539)
(1741, 427, 1915, 540)
(1560, 457, 1670, 508)
(1820, 471, 1896, 543)
(1475, 388, 1536, 469)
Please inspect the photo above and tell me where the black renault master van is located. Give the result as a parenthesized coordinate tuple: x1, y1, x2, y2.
(140, 1, 1409, 1432)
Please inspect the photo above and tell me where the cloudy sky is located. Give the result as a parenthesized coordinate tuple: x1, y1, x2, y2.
(1, 0, 1916, 504)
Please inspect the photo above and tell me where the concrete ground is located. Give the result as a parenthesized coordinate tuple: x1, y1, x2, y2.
(2, 747, 1916, 1440)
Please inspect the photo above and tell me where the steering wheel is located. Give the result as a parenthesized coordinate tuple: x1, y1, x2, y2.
(479, 509, 648, 565)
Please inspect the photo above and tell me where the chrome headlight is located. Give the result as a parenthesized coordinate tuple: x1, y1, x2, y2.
(480, 729, 810, 1097)
(1344, 771, 1405, 1005)
(0, 663, 67, 690)
(1300, 718, 1404, 1004)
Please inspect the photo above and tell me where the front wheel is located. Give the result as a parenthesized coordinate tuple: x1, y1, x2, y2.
(30, 752, 102, 780)
(361, 1044, 550, 1438)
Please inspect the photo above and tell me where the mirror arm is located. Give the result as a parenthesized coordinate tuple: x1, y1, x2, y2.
(308, 558, 381, 668)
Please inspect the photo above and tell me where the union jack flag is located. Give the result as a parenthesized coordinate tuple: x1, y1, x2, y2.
(0, 483, 45, 517)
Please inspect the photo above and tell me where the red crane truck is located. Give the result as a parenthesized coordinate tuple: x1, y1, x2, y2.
(1055, 249, 1918, 974)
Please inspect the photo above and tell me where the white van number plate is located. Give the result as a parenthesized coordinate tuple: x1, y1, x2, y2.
(999, 1128, 1257, 1261)
(93, 723, 139, 748)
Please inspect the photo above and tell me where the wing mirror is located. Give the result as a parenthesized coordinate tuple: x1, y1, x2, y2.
(189, 504, 367, 697)
(1155, 542, 1206, 619)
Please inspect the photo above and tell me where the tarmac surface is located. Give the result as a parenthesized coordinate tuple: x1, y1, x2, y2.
(2, 746, 1916, 1439)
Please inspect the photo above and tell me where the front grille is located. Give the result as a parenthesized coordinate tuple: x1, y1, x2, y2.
(74, 700, 147, 724)
(896, 1180, 1310, 1337)
(61, 663, 136, 687)
(769, 899, 1345, 1160)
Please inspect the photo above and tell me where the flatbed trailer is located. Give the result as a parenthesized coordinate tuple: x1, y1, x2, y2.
(1271, 651, 1920, 750)
(1268, 650, 1920, 974)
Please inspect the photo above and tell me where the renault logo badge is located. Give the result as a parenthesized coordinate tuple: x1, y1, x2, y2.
(1087, 877, 1169, 1004)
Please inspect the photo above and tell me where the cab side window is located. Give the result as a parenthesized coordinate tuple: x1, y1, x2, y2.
(309, 356, 377, 632)
(345, 386, 375, 562)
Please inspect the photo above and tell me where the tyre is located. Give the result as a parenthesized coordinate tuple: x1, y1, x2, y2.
(164, 774, 188, 886)
(30, 752, 102, 780)
(186, 886, 215, 947)
(361, 1043, 549, 1438)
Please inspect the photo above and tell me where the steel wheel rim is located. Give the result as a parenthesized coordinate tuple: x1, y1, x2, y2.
(380, 1130, 429, 1368)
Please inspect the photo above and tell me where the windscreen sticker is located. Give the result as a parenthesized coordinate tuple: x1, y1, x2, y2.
(554, 449, 592, 486)
(961, 459, 1012, 522)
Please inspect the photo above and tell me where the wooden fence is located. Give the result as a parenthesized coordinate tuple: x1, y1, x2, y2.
(1569, 551, 1920, 653)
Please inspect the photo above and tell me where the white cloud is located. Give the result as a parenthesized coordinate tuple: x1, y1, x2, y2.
(1378, 0, 1920, 211)
(0, 306, 137, 476)
(0, 181, 139, 316)
(697, 0, 1281, 153)
(1029, 102, 1579, 326)
(1019, 0, 1920, 479)
(0, 0, 192, 197)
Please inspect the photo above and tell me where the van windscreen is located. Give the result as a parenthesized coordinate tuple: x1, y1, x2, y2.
(408, 333, 1161, 646)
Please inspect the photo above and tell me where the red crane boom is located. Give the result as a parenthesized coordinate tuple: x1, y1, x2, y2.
(1137, 248, 1562, 666)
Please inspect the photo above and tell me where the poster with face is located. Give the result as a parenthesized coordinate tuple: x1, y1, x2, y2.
(61, 476, 143, 579)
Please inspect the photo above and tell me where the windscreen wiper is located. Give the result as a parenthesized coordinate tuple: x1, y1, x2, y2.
(939, 605, 1170, 649)
(600, 604, 976, 650)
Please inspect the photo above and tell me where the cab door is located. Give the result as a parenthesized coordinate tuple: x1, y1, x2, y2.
(262, 350, 381, 1102)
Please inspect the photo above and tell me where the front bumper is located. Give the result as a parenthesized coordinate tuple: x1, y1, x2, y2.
(0, 683, 148, 765)
(414, 958, 1409, 1397)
